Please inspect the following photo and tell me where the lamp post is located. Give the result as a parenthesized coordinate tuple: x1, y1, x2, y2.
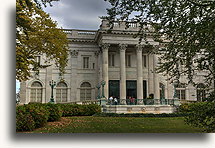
(49, 80, 56, 103)
(96, 83, 101, 100)
(101, 80, 106, 98)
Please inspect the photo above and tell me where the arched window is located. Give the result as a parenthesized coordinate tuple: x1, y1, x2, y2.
(56, 82, 68, 102)
(80, 82, 92, 101)
(159, 83, 165, 99)
(30, 81, 42, 102)
(197, 83, 206, 101)
(176, 83, 186, 100)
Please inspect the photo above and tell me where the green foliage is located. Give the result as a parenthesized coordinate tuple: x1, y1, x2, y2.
(16, 105, 35, 132)
(16, 0, 68, 81)
(25, 103, 50, 128)
(180, 102, 215, 132)
(59, 104, 101, 116)
(104, 0, 215, 88)
(16, 103, 101, 132)
(45, 103, 62, 122)
(177, 103, 191, 113)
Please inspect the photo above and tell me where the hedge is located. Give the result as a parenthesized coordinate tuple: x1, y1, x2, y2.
(16, 105, 35, 132)
(180, 102, 215, 133)
(16, 103, 101, 132)
(58, 104, 101, 116)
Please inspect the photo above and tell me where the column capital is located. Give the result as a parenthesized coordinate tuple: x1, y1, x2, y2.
(119, 44, 128, 51)
(136, 44, 144, 52)
(100, 43, 110, 51)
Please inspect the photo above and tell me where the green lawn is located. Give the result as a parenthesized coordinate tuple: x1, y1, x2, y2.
(31, 116, 204, 133)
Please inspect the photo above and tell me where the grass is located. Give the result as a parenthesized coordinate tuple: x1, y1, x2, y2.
(28, 116, 204, 133)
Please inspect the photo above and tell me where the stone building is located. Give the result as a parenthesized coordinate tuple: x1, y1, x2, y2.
(19, 20, 208, 104)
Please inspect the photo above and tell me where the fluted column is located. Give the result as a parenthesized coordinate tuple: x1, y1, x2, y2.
(136, 45, 144, 104)
(101, 43, 110, 99)
(153, 54, 160, 99)
(119, 44, 127, 104)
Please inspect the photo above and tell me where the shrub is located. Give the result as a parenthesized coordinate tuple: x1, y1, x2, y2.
(178, 103, 191, 113)
(59, 104, 101, 116)
(45, 103, 62, 122)
(25, 103, 49, 128)
(183, 102, 215, 133)
(16, 105, 35, 132)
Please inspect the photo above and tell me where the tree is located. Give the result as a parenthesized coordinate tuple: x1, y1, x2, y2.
(16, 0, 68, 81)
(104, 0, 215, 93)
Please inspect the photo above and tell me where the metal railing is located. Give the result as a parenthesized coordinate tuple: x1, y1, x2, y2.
(107, 99, 178, 106)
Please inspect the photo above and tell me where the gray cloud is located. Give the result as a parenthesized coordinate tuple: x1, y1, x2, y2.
(44, 0, 110, 30)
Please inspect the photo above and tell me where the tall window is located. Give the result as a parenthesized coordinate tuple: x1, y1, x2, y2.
(83, 57, 89, 69)
(176, 84, 186, 100)
(34, 56, 41, 66)
(80, 82, 91, 101)
(159, 83, 165, 99)
(56, 82, 67, 102)
(143, 55, 147, 68)
(108, 54, 115, 67)
(197, 83, 206, 101)
(126, 54, 131, 67)
(30, 81, 42, 102)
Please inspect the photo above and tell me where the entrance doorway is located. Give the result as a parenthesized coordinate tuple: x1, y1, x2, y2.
(109, 80, 120, 98)
(126, 80, 137, 104)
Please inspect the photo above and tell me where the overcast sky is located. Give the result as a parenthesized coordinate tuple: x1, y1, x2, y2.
(43, 0, 110, 30)
(16, 0, 110, 92)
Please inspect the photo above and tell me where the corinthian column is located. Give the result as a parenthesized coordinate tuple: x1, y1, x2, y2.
(101, 43, 110, 99)
(136, 45, 144, 104)
(153, 54, 160, 99)
(119, 44, 127, 104)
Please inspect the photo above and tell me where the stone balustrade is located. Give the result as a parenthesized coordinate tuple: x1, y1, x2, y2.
(63, 29, 97, 39)
(100, 19, 153, 32)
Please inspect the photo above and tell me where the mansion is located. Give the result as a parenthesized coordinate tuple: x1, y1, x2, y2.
(19, 20, 207, 104)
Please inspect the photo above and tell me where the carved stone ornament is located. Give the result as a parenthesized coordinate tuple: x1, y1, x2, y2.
(94, 51, 100, 56)
(119, 44, 128, 51)
(101, 43, 110, 51)
(136, 44, 144, 52)
(70, 50, 79, 57)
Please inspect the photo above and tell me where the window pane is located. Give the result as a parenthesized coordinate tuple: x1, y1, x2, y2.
(37, 89, 42, 102)
(176, 90, 180, 99)
(30, 89, 36, 102)
(112, 54, 115, 66)
(128, 55, 131, 67)
(83, 57, 89, 68)
(181, 90, 186, 100)
(143, 55, 147, 67)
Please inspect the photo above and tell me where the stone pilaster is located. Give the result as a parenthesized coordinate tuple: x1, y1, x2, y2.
(148, 54, 154, 96)
(19, 81, 27, 104)
(119, 44, 127, 104)
(70, 50, 78, 102)
(45, 66, 52, 103)
(136, 45, 144, 104)
(101, 43, 110, 99)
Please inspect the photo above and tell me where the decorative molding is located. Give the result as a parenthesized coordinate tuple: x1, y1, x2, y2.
(119, 44, 128, 51)
(94, 50, 100, 56)
(70, 50, 79, 57)
(100, 43, 110, 51)
(136, 44, 144, 52)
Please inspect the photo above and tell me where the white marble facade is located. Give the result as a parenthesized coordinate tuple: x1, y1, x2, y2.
(19, 20, 208, 104)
